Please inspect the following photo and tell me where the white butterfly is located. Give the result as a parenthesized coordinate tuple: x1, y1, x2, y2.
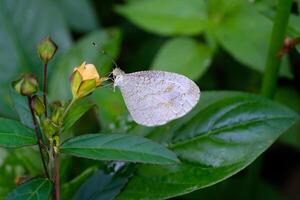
(112, 68, 200, 127)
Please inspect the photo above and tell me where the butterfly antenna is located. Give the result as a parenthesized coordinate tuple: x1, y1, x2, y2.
(91, 42, 119, 69)
(91, 42, 117, 92)
(104, 72, 114, 82)
(101, 82, 114, 88)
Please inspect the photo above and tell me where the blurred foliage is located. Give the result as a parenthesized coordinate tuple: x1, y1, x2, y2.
(0, 0, 300, 199)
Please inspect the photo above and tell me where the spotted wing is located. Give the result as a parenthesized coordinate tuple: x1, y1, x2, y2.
(117, 71, 200, 126)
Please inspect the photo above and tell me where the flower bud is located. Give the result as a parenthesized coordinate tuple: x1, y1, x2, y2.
(41, 118, 58, 138)
(49, 101, 64, 126)
(70, 62, 108, 99)
(37, 37, 57, 64)
(53, 135, 60, 153)
(12, 74, 38, 96)
(49, 101, 63, 111)
(31, 95, 45, 117)
(51, 106, 64, 126)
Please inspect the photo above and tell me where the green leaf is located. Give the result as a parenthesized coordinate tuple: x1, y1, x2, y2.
(117, 163, 246, 200)
(152, 37, 212, 80)
(210, 0, 292, 77)
(5, 178, 52, 200)
(49, 28, 121, 100)
(0, 118, 36, 148)
(171, 95, 296, 166)
(0, 0, 71, 116)
(10, 88, 32, 128)
(63, 99, 95, 131)
(55, 0, 99, 32)
(73, 166, 132, 200)
(62, 166, 98, 199)
(92, 87, 127, 129)
(181, 175, 283, 200)
(117, 91, 298, 199)
(61, 133, 179, 164)
(115, 0, 207, 35)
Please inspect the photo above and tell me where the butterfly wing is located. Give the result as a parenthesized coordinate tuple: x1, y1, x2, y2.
(117, 71, 200, 126)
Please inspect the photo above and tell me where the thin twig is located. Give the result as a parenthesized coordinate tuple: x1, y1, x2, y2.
(43, 62, 48, 116)
(51, 99, 76, 200)
(27, 96, 50, 179)
(50, 98, 76, 199)
(62, 98, 76, 122)
(54, 152, 60, 200)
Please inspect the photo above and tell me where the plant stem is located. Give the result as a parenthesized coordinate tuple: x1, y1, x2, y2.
(51, 99, 76, 200)
(43, 62, 48, 116)
(251, 0, 293, 193)
(27, 96, 50, 179)
(62, 98, 76, 120)
(54, 152, 60, 200)
(261, 0, 293, 99)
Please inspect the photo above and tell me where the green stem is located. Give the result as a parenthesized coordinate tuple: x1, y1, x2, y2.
(250, 0, 293, 193)
(62, 98, 76, 122)
(54, 152, 60, 200)
(261, 0, 293, 99)
(27, 96, 50, 179)
(51, 99, 76, 200)
(43, 62, 48, 117)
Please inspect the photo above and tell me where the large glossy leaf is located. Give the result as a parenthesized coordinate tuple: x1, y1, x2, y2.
(115, 0, 207, 35)
(73, 166, 132, 200)
(117, 91, 298, 199)
(117, 163, 247, 200)
(180, 175, 283, 200)
(10, 88, 32, 128)
(0, 0, 71, 116)
(171, 97, 296, 167)
(61, 133, 179, 164)
(5, 178, 52, 200)
(209, 0, 292, 77)
(62, 166, 98, 199)
(0, 118, 36, 148)
(152, 37, 212, 80)
(63, 99, 95, 131)
(49, 28, 121, 101)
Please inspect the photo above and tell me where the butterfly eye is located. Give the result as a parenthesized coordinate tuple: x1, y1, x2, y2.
(108, 72, 115, 81)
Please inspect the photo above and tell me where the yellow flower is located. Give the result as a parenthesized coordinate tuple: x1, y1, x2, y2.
(70, 62, 107, 99)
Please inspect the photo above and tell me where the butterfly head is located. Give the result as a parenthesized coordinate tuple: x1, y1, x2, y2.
(112, 68, 125, 89)
(112, 68, 125, 77)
